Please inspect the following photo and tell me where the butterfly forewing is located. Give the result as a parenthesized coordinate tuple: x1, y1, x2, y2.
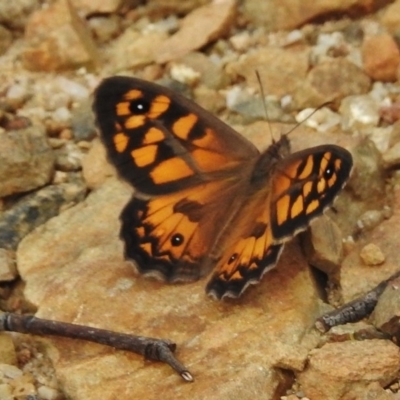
(270, 145, 353, 240)
(94, 76, 258, 195)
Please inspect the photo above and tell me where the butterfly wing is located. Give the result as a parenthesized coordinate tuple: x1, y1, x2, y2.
(205, 185, 284, 299)
(121, 180, 247, 282)
(206, 143, 353, 299)
(270, 145, 353, 240)
(93, 76, 259, 195)
(94, 76, 259, 282)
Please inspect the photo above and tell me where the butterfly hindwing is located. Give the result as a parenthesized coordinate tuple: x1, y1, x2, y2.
(93, 76, 258, 195)
(120, 179, 247, 282)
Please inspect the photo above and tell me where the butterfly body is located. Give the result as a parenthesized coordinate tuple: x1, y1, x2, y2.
(94, 76, 353, 299)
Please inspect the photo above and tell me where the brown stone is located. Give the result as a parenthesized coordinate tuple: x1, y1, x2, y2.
(17, 178, 322, 400)
(70, 0, 125, 16)
(155, 0, 236, 64)
(292, 58, 371, 109)
(370, 277, 400, 338)
(226, 47, 310, 99)
(243, 0, 378, 31)
(0, 249, 17, 282)
(0, 334, 17, 366)
(22, 0, 99, 71)
(302, 215, 344, 283)
(362, 34, 400, 82)
(82, 138, 117, 190)
(340, 187, 400, 303)
(107, 29, 167, 71)
(297, 340, 400, 399)
(0, 126, 55, 197)
(360, 243, 385, 266)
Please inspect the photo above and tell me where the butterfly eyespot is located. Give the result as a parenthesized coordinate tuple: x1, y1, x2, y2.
(228, 253, 238, 264)
(171, 233, 184, 247)
(130, 99, 150, 115)
(323, 162, 335, 179)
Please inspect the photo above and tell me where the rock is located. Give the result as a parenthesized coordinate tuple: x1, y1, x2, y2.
(302, 215, 344, 283)
(168, 51, 225, 89)
(154, 0, 237, 64)
(0, 25, 12, 55)
(107, 29, 167, 71)
(70, 0, 126, 16)
(0, 0, 40, 30)
(293, 58, 371, 109)
(0, 249, 17, 281)
(380, 1, 400, 34)
(147, 0, 210, 15)
(16, 178, 323, 400)
(340, 187, 400, 303)
(54, 142, 85, 172)
(226, 47, 310, 99)
(370, 277, 400, 339)
(243, 0, 376, 31)
(383, 141, 400, 168)
(362, 34, 400, 82)
(0, 182, 87, 250)
(0, 125, 55, 198)
(21, 0, 99, 71)
(70, 99, 96, 142)
(87, 15, 121, 43)
(297, 340, 400, 400)
(339, 94, 380, 131)
(82, 139, 116, 189)
(360, 243, 385, 266)
(0, 334, 17, 366)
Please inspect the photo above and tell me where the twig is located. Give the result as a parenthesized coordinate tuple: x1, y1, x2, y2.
(0, 312, 193, 382)
(315, 269, 400, 332)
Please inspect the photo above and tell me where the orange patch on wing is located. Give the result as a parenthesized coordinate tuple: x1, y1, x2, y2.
(303, 181, 313, 198)
(113, 132, 129, 153)
(193, 127, 217, 147)
(149, 95, 170, 118)
(125, 115, 146, 129)
(136, 226, 145, 237)
(291, 195, 304, 218)
(273, 174, 292, 197)
(150, 157, 194, 184)
(276, 195, 290, 225)
(317, 178, 326, 193)
(173, 114, 198, 140)
(143, 127, 165, 144)
(298, 155, 314, 179)
(191, 149, 231, 171)
(131, 144, 157, 167)
(116, 101, 131, 116)
(306, 199, 319, 215)
(239, 237, 255, 267)
(319, 152, 331, 174)
(327, 173, 337, 187)
(124, 89, 143, 100)
(230, 270, 243, 280)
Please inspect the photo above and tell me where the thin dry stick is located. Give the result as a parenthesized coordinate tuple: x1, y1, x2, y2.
(315, 269, 400, 333)
(0, 312, 193, 382)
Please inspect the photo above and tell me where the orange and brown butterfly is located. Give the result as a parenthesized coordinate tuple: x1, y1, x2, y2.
(93, 76, 353, 300)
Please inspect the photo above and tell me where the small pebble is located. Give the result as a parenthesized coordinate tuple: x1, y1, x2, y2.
(360, 243, 385, 266)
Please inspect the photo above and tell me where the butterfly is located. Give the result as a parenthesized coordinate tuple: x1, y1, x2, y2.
(93, 76, 353, 300)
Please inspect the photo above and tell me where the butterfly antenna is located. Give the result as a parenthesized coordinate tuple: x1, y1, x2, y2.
(284, 101, 333, 138)
(255, 70, 275, 144)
